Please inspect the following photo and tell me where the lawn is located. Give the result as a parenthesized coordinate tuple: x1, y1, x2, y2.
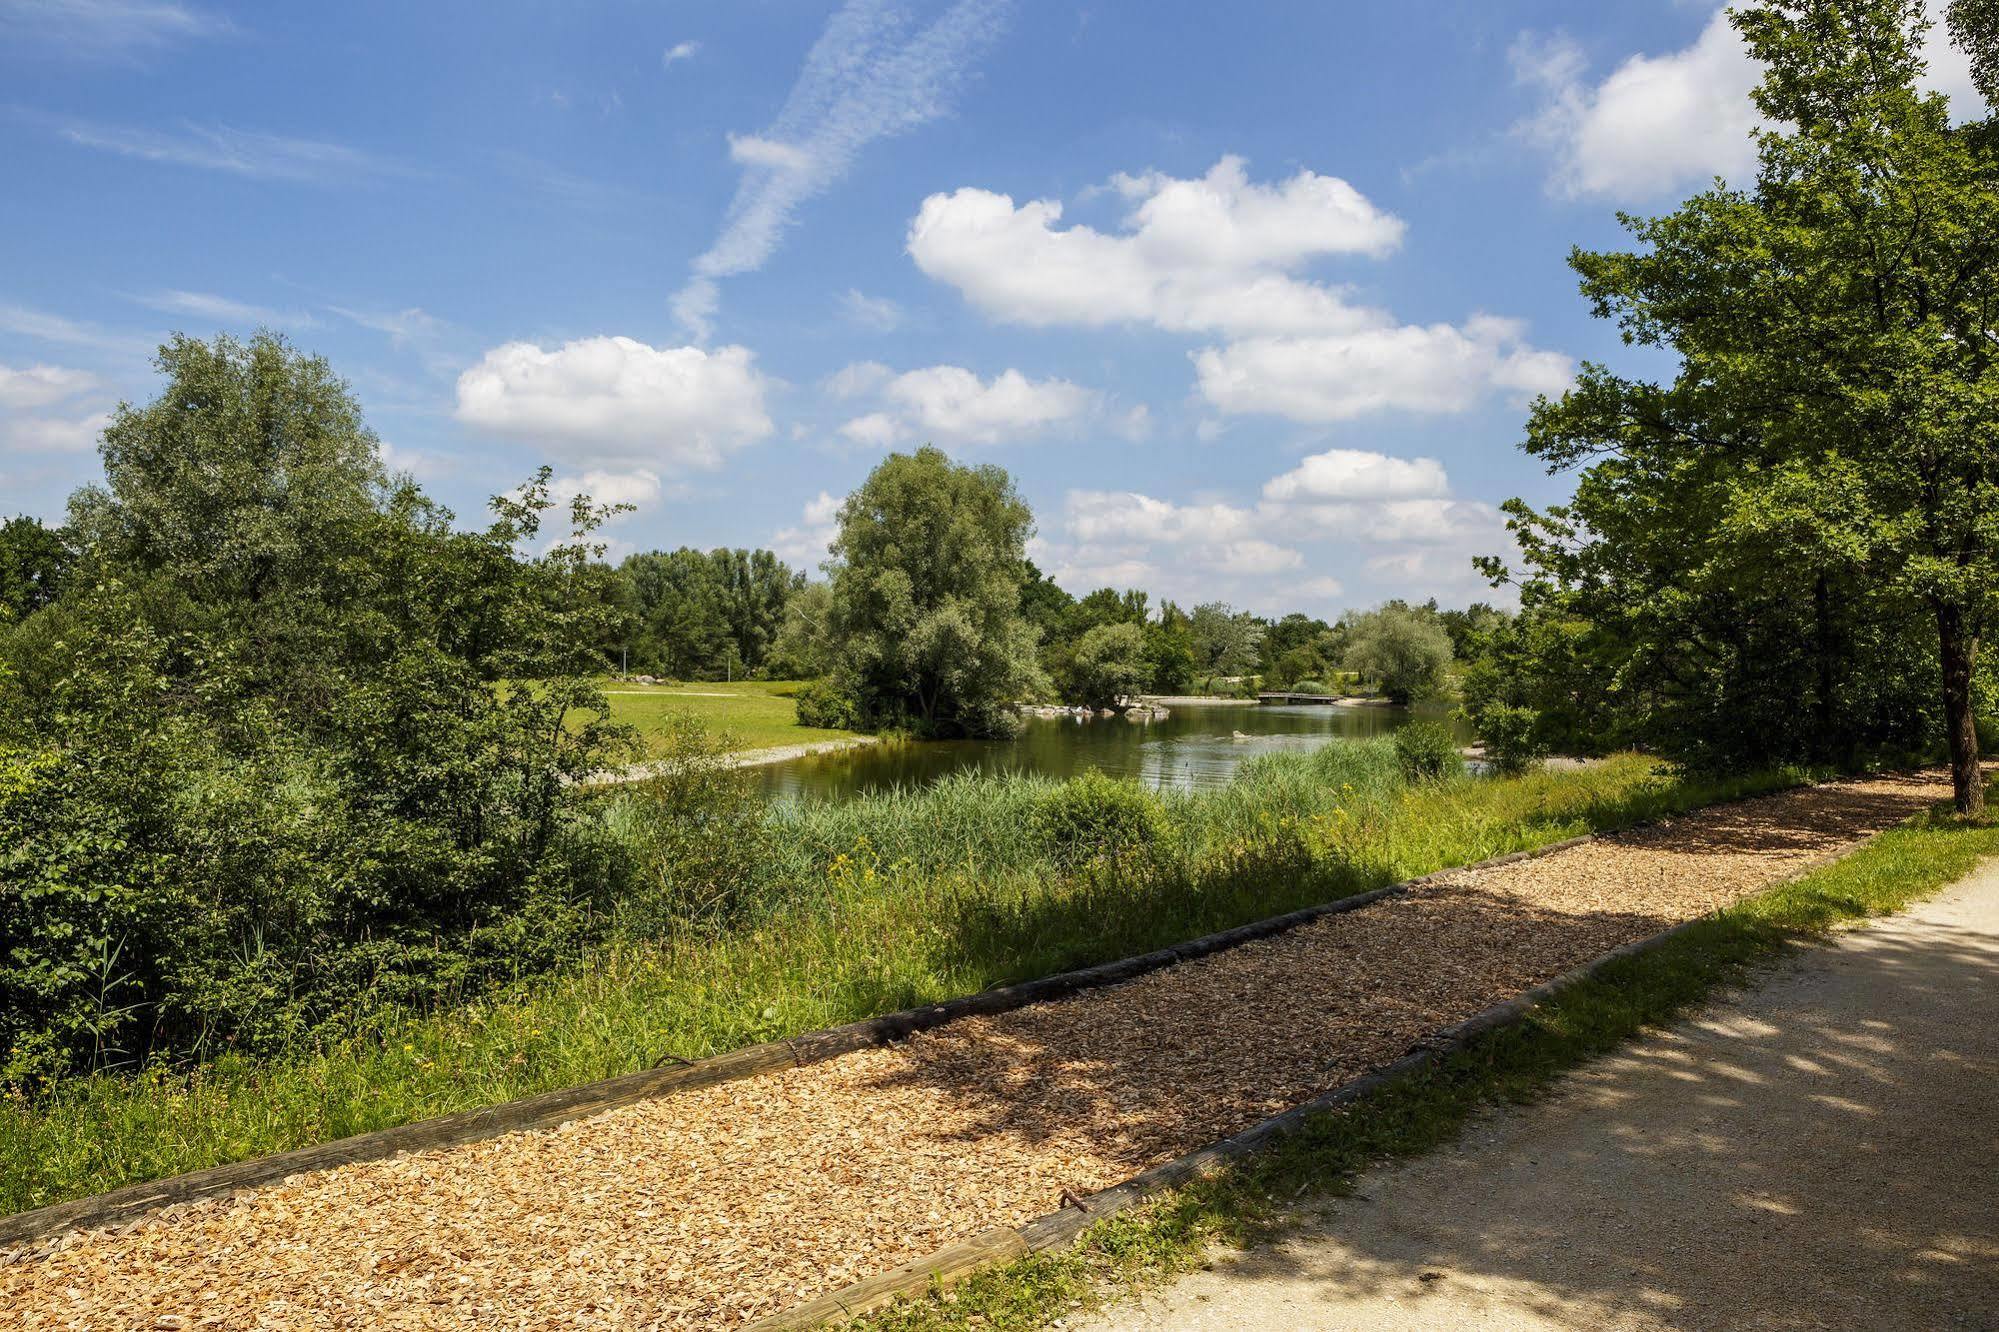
(597, 679, 867, 755)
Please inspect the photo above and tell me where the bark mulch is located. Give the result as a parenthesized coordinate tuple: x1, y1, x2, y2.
(3, 771, 1948, 1330)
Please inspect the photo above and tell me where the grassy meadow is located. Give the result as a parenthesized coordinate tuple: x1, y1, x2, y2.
(597, 678, 867, 755)
(1, 743, 1812, 1217)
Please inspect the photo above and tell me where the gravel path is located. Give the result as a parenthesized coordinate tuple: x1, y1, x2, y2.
(1082, 847, 1999, 1331)
(3, 772, 1950, 1329)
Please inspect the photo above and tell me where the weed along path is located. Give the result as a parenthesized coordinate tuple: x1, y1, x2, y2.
(2, 773, 1953, 1330)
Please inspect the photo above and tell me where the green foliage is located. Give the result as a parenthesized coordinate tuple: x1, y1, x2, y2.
(1032, 769, 1168, 866)
(1188, 602, 1265, 678)
(602, 716, 772, 931)
(0, 516, 72, 624)
(1485, 0, 1999, 812)
(1060, 622, 1153, 709)
(1472, 703, 1546, 775)
(608, 547, 803, 679)
(1392, 722, 1466, 782)
(793, 676, 862, 731)
(821, 447, 1046, 737)
(1, 750, 1814, 1215)
(1342, 603, 1454, 703)
(0, 334, 632, 1083)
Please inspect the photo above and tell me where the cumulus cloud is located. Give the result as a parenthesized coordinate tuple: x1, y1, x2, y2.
(771, 490, 843, 568)
(1037, 447, 1517, 609)
(673, 0, 1010, 337)
(908, 155, 1398, 336)
(662, 39, 701, 67)
(909, 156, 1566, 422)
(830, 363, 1105, 447)
(840, 288, 904, 332)
(454, 337, 774, 489)
(2, 409, 111, 454)
(1516, 6, 1987, 202)
(1261, 448, 1449, 502)
(0, 362, 102, 410)
(1196, 317, 1572, 423)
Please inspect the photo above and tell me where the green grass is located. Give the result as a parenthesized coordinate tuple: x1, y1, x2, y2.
(0, 747, 1812, 1217)
(850, 788, 1999, 1332)
(597, 679, 866, 755)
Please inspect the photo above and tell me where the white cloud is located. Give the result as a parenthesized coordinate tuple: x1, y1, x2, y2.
(0, 303, 154, 355)
(137, 289, 316, 328)
(771, 490, 843, 567)
(1048, 490, 1304, 595)
(1194, 318, 1571, 423)
(454, 336, 773, 473)
(1, 0, 224, 60)
(726, 133, 814, 172)
(883, 365, 1096, 444)
(2, 410, 111, 454)
(673, 0, 1010, 337)
(329, 305, 446, 346)
(0, 362, 102, 410)
(907, 155, 1399, 336)
(46, 114, 408, 184)
(824, 360, 893, 398)
(551, 468, 662, 510)
(832, 364, 1103, 448)
(1517, 7, 1988, 202)
(1262, 448, 1449, 502)
(910, 156, 1566, 423)
(662, 39, 701, 67)
(840, 288, 904, 332)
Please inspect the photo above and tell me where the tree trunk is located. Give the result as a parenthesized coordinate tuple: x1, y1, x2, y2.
(1936, 604, 1984, 816)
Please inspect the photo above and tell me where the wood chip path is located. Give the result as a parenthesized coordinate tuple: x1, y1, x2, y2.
(4, 772, 1949, 1330)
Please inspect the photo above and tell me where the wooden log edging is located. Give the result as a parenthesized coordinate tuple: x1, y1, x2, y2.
(0, 833, 1598, 1252)
(743, 913, 1719, 1331)
(744, 831, 1886, 1332)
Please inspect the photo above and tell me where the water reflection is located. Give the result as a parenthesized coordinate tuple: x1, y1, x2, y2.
(755, 702, 1468, 801)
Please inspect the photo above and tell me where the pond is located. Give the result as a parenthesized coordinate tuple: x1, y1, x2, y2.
(753, 701, 1471, 801)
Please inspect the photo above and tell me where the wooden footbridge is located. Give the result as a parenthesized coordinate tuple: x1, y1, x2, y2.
(1257, 691, 1355, 705)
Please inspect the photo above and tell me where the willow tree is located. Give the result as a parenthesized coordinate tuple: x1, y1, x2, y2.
(1509, 0, 1999, 812)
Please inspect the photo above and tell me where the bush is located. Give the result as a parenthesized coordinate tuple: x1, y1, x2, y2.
(1290, 678, 1329, 695)
(1977, 715, 1998, 752)
(1392, 722, 1465, 782)
(1034, 769, 1167, 866)
(794, 678, 861, 731)
(1475, 703, 1547, 774)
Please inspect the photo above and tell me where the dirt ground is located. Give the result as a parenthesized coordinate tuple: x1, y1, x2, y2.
(2, 772, 1955, 1330)
(1083, 856, 1999, 1332)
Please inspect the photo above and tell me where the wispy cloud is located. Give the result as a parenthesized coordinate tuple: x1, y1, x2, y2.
(662, 40, 701, 68)
(41, 113, 411, 185)
(136, 289, 318, 328)
(1, 0, 226, 60)
(0, 302, 155, 356)
(329, 305, 447, 347)
(672, 0, 1011, 338)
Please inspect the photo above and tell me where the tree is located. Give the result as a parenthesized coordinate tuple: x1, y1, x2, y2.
(1061, 622, 1153, 709)
(0, 333, 633, 1080)
(1495, 0, 1999, 812)
(766, 580, 837, 679)
(1189, 602, 1266, 678)
(822, 446, 1045, 736)
(1343, 603, 1453, 704)
(0, 516, 72, 624)
(1145, 602, 1197, 694)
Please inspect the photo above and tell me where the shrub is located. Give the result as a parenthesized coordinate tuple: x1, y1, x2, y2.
(1392, 722, 1466, 782)
(1290, 678, 1330, 695)
(1034, 769, 1167, 866)
(607, 716, 773, 932)
(1476, 703, 1547, 774)
(794, 678, 861, 731)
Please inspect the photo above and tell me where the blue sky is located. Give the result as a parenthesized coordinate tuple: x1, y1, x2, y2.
(0, 1, 1983, 615)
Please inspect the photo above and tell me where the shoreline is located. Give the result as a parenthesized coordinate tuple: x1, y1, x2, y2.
(582, 736, 880, 787)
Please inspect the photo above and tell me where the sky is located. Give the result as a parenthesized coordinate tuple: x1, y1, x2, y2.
(0, 0, 1985, 616)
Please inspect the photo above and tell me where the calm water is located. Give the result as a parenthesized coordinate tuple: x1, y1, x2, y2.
(754, 701, 1470, 801)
